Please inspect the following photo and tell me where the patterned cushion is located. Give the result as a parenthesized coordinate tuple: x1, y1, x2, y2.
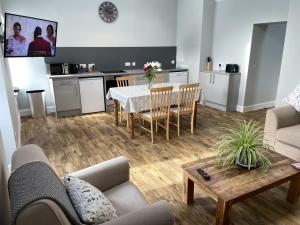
(284, 84, 300, 111)
(64, 175, 118, 224)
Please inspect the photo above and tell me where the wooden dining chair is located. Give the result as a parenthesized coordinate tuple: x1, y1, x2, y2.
(116, 76, 137, 126)
(139, 86, 173, 144)
(116, 75, 136, 87)
(153, 74, 165, 83)
(170, 83, 200, 136)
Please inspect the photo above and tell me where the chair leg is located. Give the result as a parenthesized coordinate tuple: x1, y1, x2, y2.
(191, 113, 195, 134)
(177, 114, 180, 137)
(139, 115, 141, 136)
(119, 106, 122, 123)
(166, 118, 170, 141)
(156, 120, 158, 133)
(126, 113, 129, 129)
(151, 120, 154, 144)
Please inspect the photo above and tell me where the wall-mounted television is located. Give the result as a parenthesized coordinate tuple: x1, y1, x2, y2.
(4, 13, 58, 58)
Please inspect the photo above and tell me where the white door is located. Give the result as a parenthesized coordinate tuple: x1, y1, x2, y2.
(79, 78, 105, 114)
(209, 73, 229, 106)
(199, 72, 212, 102)
(169, 72, 188, 83)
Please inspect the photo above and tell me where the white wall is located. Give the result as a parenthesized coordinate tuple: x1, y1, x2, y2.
(0, 0, 19, 164)
(3, 0, 177, 47)
(211, 0, 289, 109)
(176, 0, 215, 83)
(8, 58, 52, 114)
(4, 0, 178, 113)
(0, 52, 17, 163)
(276, 0, 300, 105)
(199, 0, 215, 72)
(176, 0, 203, 83)
(244, 23, 286, 108)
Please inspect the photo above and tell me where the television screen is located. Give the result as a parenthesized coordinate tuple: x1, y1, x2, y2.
(4, 13, 58, 58)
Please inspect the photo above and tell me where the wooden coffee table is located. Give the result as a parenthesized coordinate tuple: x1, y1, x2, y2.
(182, 152, 300, 225)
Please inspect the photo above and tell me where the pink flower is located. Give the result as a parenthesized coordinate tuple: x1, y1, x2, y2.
(144, 64, 152, 72)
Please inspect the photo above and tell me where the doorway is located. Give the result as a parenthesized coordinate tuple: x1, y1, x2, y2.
(244, 22, 287, 111)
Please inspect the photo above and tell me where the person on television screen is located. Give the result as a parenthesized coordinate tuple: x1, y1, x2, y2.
(27, 26, 51, 57)
(44, 24, 56, 55)
(6, 22, 27, 56)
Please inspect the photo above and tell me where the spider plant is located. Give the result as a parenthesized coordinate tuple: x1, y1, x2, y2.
(216, 120, 272, 170)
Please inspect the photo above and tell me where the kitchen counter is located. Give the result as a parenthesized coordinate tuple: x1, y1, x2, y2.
(201, 70, 241, 75)
(48, 68, 188, 79)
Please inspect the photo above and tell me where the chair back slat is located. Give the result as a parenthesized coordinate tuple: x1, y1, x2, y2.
(116, 76, 136, 87)
(178, 83, 200, 113)
(150, 86, 173, 118)
(153, 74, 165, 84)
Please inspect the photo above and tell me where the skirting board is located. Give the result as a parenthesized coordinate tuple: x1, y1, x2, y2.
(236, 101, 275, 113)
(19, 106, 55, 117)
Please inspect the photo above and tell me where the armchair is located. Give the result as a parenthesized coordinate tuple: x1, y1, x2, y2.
(6, 144, 174, 225)
(264, 105, 300, 161)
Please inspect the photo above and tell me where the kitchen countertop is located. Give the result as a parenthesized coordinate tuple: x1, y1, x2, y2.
(201, 70, 241, 75)
(48, 68, 188, 79)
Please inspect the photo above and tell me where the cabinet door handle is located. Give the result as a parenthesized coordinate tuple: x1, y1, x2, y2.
(210, 74, 212, 84)
(213, 74, 215, 84)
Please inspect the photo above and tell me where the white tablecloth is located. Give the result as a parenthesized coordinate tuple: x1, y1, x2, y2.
(106, 83, 200, 113)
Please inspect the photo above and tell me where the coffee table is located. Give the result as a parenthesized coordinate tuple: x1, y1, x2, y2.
(182, 152, 300, 225)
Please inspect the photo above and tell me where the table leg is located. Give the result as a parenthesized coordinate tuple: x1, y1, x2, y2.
(183, 172, 194, 205)
(194, 101, 198, 128)
(287, 177, 300, 203)
(128, 113, 134, 139)
(216, 199, 231, 225)
(114, 99, 119, 127)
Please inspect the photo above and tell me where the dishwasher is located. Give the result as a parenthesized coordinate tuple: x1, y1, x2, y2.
(79, 77, 106, 114)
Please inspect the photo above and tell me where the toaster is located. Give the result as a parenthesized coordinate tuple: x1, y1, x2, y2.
(225, 64, 239, 73)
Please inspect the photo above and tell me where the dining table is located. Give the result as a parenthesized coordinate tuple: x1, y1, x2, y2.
(106, 82, 200, 139)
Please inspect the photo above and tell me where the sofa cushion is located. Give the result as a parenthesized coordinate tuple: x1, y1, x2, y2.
(104, 181, 148, 216)
(64, 175, 118, 224)
(277, 124, 300, 149)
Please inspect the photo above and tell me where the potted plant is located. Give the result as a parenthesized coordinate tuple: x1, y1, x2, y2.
(216, 120, 272, 170)
(144, 61, 162, 89)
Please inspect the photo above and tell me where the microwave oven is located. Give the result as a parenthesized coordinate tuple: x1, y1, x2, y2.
(50, 63, 69, 75)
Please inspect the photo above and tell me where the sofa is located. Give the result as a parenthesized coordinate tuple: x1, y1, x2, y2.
(0, 144, 174, 225)
(264, 105, 300, 161)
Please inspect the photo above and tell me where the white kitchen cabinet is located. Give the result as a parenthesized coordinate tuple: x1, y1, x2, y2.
(52, 78, 82, 117)
(199, 71, 240, 111)
(169, 71, 188, 83)
(79, 77, 105, 114)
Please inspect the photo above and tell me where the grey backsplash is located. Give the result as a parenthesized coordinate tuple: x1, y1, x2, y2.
(44, 47, 177, 71)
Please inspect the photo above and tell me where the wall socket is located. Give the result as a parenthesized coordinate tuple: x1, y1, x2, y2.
(132, 62, 136, 66)
(125, 62, 131, 67)
(218, 62, 226, 70)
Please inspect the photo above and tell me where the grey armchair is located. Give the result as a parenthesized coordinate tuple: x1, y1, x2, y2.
(3, 144, 174, 225)
(264, 105, 300, 161)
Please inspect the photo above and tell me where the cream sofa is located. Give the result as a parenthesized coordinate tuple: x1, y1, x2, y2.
(264, 105, 300, 161)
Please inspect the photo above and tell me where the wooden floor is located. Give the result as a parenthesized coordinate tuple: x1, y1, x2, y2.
(21, 105, 300, 225)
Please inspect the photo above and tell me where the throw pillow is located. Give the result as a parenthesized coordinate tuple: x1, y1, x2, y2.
(284, 84, 300, 111)
(64, 175, 118, 224)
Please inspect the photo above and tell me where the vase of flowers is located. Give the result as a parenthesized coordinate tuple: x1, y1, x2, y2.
(144, 61, 162, 89)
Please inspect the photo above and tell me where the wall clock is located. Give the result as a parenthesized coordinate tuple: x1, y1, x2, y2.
(99, 1, 118, 23)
